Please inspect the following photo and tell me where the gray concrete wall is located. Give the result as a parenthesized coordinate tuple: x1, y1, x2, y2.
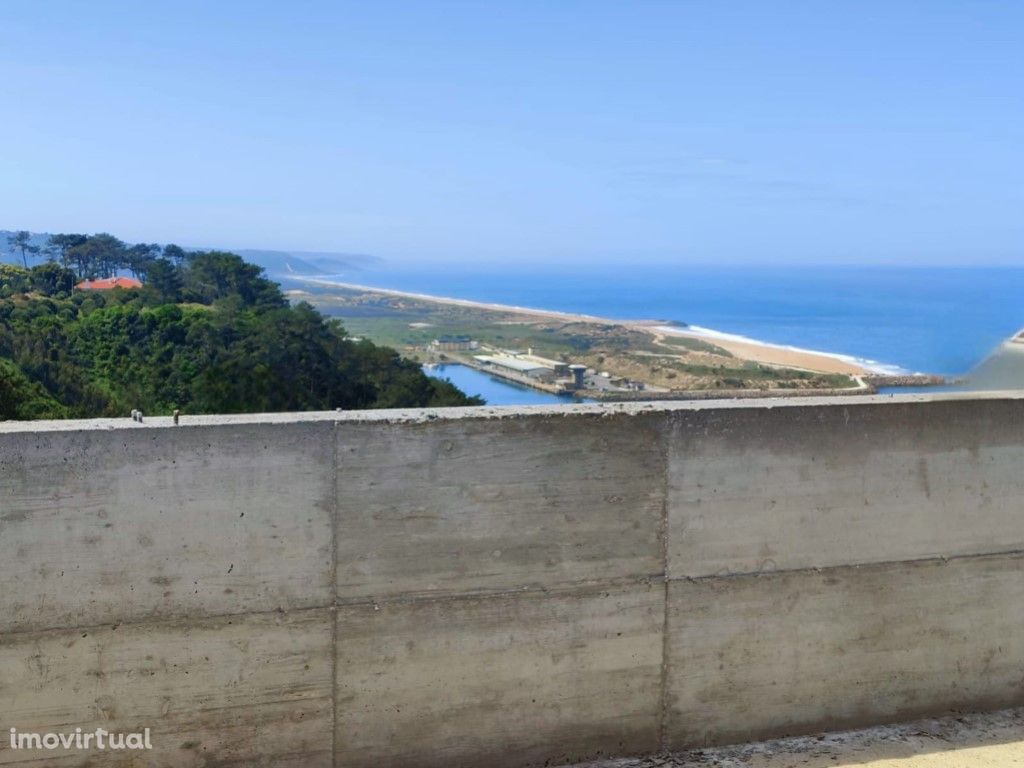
(2, 394, 1024, 766)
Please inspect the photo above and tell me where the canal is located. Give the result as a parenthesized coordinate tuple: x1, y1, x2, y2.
(425, 363, 583, 406)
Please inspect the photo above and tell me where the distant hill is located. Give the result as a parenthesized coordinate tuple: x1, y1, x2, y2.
(232, 249, 382, 278)
(0, 230, 382, 276)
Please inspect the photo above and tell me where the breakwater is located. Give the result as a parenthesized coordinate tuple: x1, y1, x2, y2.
(863, 373, 950, 388)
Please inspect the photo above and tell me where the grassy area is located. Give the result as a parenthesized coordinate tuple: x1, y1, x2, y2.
(653, 359, 853, 388)
(657, 334, 733, 356)
(302, 286, 857, 392)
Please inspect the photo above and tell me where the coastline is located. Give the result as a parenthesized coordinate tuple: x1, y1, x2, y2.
(302, 277, 610, 323)
(300, 277, 880, 376)
(649, 324, 896, 376)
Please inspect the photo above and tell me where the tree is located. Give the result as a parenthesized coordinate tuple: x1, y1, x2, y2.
(183, 251, 286, 310)
(0, 234, 482, 419)
(45, 234, 88, 268)
(0, 358, 67, 419)
(29, 263, 76, 296)
(0, 264, 30, 296)
(7, 231, 39, 268)
(126, 243, 161, 280)
(162, 244, 189, 266)
(67, 233, 126, 278)
(143, 259, 183, 303)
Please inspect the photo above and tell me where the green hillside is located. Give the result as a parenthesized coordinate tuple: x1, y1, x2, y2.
(0, 232, 480, 419)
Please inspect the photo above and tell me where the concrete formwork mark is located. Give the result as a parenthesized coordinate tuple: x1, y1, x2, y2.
(3, 395, 1024, 766)
(330, 421, 341, 768)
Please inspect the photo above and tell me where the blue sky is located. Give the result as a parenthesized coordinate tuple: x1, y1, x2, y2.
(1, 1, 1022, 264)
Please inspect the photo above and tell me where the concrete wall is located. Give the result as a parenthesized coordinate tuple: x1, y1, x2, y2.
(2, 394, 1024, 766)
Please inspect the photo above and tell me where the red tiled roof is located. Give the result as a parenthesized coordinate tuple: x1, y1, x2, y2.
(75, 277, 143, 290)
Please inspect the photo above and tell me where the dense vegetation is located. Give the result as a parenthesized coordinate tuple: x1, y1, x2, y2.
(0, 232, 480, 420)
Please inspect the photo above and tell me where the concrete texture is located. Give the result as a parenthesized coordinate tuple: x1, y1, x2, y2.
(667, 401, 1024, 577)
(3, 394, 1024, 766)
(664, 553, 1024, 749)
(0, 422, 333, 633)
(335, 415, 667, 600)
(0, 609, 334, 767)
(335, 582, 664, 768)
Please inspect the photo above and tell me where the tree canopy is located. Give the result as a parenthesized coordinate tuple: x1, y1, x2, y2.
(0, 236, 481, 419)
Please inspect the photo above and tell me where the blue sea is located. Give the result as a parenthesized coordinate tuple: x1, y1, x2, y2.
(311, 263, 1024, 404)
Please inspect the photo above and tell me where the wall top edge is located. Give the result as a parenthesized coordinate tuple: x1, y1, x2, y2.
(2, 390, 1024, 434)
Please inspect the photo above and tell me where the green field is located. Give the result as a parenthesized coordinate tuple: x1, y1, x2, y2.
(301, 285, 858, 392)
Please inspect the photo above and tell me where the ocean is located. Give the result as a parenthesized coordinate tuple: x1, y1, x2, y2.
(327, 263, 1024, 375)
(312, 263, 1024, 404)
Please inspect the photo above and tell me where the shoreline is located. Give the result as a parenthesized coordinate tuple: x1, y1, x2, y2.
(300, 277, 888, 376)
(649, 324, 899, 376)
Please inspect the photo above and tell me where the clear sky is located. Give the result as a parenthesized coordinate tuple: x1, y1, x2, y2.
(1, 1, 1022, 264)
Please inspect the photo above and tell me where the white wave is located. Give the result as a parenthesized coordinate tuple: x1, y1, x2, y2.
(657, 324, 907, 375)
(304, 275, 910, 375)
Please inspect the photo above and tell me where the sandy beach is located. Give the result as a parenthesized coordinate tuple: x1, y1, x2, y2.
(303, 278, 872, 376)
(646, 323, 870, 375)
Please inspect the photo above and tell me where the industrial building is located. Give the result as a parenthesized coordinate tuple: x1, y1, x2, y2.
(430, 335, 478, 351)
(473, 354, 554, 380)
(473, 349, 588, 391)
(569, 364, 587, 389)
